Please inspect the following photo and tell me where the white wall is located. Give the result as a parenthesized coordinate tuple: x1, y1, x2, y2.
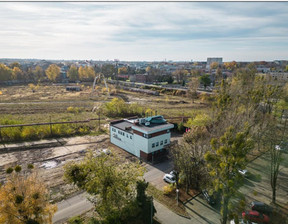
(147, 133, 171, 154)
(133, 134, 148, 157)
(110, 126, 136, 157)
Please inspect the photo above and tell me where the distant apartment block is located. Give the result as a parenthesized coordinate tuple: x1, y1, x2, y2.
(110, 115, 174, 162)
(206, 57, 223, 69)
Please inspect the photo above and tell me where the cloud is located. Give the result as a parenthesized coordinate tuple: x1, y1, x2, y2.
(0, 2, 287, 61)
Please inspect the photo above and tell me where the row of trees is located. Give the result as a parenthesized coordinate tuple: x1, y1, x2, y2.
(0, 63, 109, 83)
(171, 64, 288, 223)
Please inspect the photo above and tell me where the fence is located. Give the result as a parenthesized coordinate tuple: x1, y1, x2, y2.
(0, 116, 189, 143)
(0, 117, 102, 143)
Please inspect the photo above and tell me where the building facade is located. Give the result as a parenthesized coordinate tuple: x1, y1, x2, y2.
(110, 116, 174, 162)
(206, 57, 223, 69)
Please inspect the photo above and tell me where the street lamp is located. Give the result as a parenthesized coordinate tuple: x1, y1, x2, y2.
(176, 188, 179, 206)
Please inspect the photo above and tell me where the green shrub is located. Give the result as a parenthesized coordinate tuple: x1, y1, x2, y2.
(163, 184, 176, 195)
(102, 98, 145, 118)
(68, 216, 83, 224)
(6, 167, 14, 174)
(14, 165, 22, 173)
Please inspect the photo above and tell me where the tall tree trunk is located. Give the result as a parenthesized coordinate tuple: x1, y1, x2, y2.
(221, 196, 229, 224)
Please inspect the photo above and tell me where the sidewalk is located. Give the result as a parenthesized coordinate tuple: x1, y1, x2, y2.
(154, 200, 193, 224)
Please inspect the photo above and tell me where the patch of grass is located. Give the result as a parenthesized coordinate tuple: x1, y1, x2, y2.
(147, 184, 189, 218)
(248, 173, 262, 182)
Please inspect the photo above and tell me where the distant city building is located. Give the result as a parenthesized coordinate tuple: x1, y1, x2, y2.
(268, 72, 288, 81)
(206, 57, 223, 69)
(110, 115, 174, 162)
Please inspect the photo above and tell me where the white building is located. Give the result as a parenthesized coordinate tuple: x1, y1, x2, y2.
(206, 57, 223, 69)
(110, 116, 174, 162)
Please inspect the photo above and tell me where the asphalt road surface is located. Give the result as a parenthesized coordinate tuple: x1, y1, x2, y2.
(53, 193, 93, 224)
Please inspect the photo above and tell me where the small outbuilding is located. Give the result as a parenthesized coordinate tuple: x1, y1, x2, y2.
(66, 86, 81, 91)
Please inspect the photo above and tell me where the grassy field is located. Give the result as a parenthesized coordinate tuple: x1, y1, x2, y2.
(0, 83, 209, 123)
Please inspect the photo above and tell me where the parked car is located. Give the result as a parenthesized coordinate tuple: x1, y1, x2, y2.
(169, 170, 177, 178)
(163, 174, 176, 184)
(242, 210, 270, 223)
(238, 169, 248, 176)
(202, 189, 216, 205)
(102, 149, 111, 155)
(250, 201, 273, 214)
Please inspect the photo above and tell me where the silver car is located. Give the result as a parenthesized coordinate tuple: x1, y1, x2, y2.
(163, 174, 176, 184)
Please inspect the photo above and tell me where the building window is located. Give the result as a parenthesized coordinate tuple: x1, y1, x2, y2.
(130, 135, 132, 139)
(126, 134, 128, 138)
(156, 142, 159, 147)
(164, 139, 168, 144)
(160, 140, 163, 145)
(152, 143, 155, 148)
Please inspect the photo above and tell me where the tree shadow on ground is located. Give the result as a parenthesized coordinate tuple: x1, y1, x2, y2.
(244, 178, 256, 187)
(247, 173, 262, 182)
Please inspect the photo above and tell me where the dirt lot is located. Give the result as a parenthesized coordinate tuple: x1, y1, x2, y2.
(0, 135, 111, 201)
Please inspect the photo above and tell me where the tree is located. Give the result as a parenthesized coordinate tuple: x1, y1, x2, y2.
(118, 67, 128, 75)
(64, 152, 144, 219)
(0, 165, 57, 224)
(33, 66, 44, 82)
(171, 126, 210, 192)
(9, 62, 21, 69)
(173, 69, 189, 84)
(67, 65, 79, 82)
(224, 61, 237, 71)
(210, 62, 219, 70)
(199, 74, 211, 89)
(101, 64, 117, 79)
(45, 64, 60, 82)
(0, 63, 13, 81)
(205, 126, 253, 224)
(263, 112, 287, 204)
(12, 67, 24, 80)
(215, 68, 223, 82)
(78, 66, 95, 81)
(187, 77, 199, 103)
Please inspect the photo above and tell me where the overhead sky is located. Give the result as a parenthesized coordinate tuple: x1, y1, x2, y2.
(0, 2, 288, 62)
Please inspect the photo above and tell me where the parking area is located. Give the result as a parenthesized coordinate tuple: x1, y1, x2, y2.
(240, 151, 288, 206)
(144, 159, 174, 190)
(144, 150, 288, 223)
(184, 195, 221, 224)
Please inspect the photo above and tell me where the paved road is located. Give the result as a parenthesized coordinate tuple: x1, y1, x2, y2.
(184, 195, 221, 224)
(53, 192, 194, 224)
(144, 159, 174, 190)
(53, 193, 93, 224)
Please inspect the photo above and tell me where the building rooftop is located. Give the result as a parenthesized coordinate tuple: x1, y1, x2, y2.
(134, 122, 174, 133)
(111, 115, 174, 134)
(111, 120, 134, 134)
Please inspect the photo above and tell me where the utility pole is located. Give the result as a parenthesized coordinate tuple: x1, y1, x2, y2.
(49, 116, 52, 136)
(98, 113, 101, 131)
(151, 196, 153, 224)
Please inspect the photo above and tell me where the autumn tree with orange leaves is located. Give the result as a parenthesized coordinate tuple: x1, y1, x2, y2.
(0, 165, 57, 224)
